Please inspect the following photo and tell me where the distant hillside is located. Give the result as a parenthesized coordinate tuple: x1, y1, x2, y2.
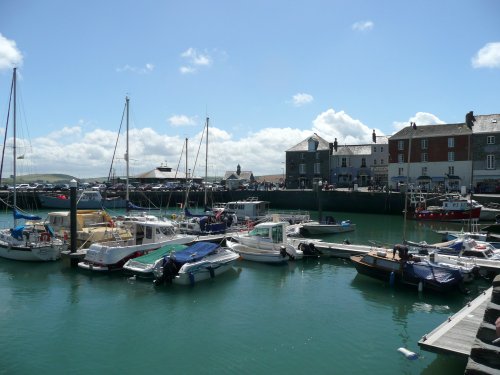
(1, 174, 79, 184)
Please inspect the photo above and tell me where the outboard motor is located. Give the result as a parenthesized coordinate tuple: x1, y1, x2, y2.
(280, 246, 288, 258)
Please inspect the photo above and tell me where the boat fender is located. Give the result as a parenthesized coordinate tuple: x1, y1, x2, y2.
(389, 271, 395, 286)
(397, 347, 419, 360)
(280, 246, 287, 258)
(40, 232, 51, 242)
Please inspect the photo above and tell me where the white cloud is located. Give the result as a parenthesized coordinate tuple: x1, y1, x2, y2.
(179, 48, 212, 74)
(0, 34, 23, 70)
(179, 66, 196, 74)
(116, 63, 154, 74)
(168, 115, 198, 127)
(392, 112, 446, 132)
(12, 109, 453, 177)
(312, 108, 381, 144)
(292, 93, 314, 107)
(472, 42, 500, 68)
(352, 21, 374, 32)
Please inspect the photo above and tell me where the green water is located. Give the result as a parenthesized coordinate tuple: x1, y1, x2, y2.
(0, 211, 490, 374)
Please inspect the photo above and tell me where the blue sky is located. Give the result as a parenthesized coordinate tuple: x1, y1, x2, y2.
(0, 0, 499, 179)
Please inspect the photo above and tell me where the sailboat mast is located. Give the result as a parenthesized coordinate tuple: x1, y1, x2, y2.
(204, 117, 209, 206)
(125, 96, 130, 205)
(184, 137, 188, 208)
(403, 125, 414, 242)
(12, 68, 17, 225)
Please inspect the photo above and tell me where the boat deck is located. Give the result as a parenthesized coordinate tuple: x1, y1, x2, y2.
(418, 287, 492, 358)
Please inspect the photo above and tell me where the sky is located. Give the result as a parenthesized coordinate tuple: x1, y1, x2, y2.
(0, 0, 499, 180)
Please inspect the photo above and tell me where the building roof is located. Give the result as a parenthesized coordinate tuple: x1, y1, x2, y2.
(286, 133, 331, 152)
(223, 171, 254, 180)
(471, 114, 500, 134)
(389, 123, 472, 140)
(334, 145, 374, 156)
(134, 166, 189, 179)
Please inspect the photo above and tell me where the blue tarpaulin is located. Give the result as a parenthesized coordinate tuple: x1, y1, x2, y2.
(169, 242, 219, 263)
(13, 209, 41, 221)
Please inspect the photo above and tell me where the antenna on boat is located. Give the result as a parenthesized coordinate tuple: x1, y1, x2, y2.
(125, 96, 130, 210)
(204, 116, 209, 207)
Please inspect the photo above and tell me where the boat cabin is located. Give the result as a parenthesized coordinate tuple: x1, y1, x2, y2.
(222, 197, 270, 220)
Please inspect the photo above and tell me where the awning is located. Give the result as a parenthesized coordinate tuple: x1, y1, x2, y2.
(431, 177, 445, 182)
(446, 175, 461, 180)
(417, 176, 431, 181)
(391, 176, 407, 181)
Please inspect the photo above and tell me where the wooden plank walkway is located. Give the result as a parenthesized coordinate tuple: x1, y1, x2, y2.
(418, 287, 492, 358)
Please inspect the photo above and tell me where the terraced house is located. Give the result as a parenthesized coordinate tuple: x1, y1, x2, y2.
(387, 112, 500, 192)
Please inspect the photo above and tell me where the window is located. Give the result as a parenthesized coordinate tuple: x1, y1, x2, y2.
(361, 158, 366, 167)
(341, 157, 347, 168)
(380, 159, 384, 165)
(487, 136, 495, 145)
(381, 146, 384, 152)
(300, 153, 305, 160)
(373, 147, 377, 152)
(398, 154, 404, 163)
(448, 137, 455, 148)
(314, 163, 321, 174)
(448, 151, 454, 161)
(421, 153, 428, 162)
(373, 159, 377, 165)
(487, 154, 496, 169)
(398, 167, 404, 176)
(299, 163, 306, 174)
(448, 166, 454, 175)
(421, 139, 428, 149)
(398, 140, 404, 150)
(315, 152, 320, 160)
(422, 167, 428, 175)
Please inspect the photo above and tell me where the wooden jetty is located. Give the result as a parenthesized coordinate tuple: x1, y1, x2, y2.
(419, 275, 500, 374)
(418, 288, 492, 358)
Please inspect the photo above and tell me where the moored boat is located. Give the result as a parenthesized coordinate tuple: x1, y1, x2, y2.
(227, 221, 303, 262)
(299, 218, 356, 235)
(38, 189, 127, 209)
(0, 68, 67, 262)
(412, 196, 482, 222)
(78, 219, 196, 272)
(350, 246, 465, 293)
(152, 242, 240, 285)
(122, 244, 187, 278)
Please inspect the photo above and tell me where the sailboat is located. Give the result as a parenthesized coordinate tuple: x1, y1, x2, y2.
(178, 117, 236, 235)
(78, 97, 195, 272)
(0, 68, 66, 261)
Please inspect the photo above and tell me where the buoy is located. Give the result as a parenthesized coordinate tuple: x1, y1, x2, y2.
(397, 347, 419, 360)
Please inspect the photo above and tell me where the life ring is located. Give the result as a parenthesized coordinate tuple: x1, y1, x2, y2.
(40, 232, 50, 242)
(171, 214, 177, 220)
(107, 219, 115, 228)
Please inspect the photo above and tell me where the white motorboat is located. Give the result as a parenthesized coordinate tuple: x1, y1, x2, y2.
(299, 219, 356, 235)
(123, 244, 188, 278)
(152, 242, 240, 285)
(78, 218, 196, 272)
(226, 221, 303, 262)
(0, 68, 66, 262)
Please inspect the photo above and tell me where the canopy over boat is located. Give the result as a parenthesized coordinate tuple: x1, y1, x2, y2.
(169, 242, 219, 263)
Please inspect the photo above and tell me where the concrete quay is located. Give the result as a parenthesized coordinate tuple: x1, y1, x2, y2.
(2, 189, 500, 216)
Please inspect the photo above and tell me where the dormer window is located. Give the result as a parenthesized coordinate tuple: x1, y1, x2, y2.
(308, 138, 318, 152)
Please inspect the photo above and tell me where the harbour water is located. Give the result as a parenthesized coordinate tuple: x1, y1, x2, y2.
(0, 210, 491, 374)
